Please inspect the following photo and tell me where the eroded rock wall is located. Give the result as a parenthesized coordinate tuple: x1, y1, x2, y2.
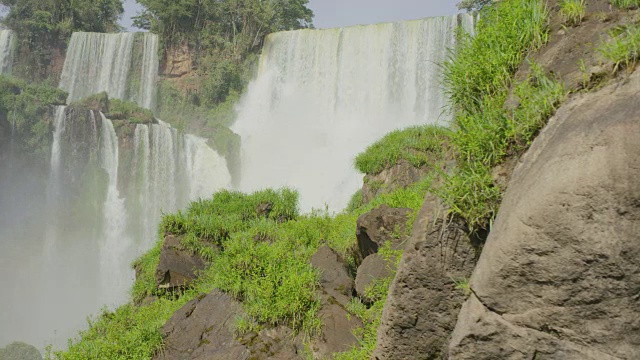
(448, 68, 640, 360)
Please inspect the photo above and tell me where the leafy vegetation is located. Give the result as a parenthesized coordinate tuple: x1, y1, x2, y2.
(0, 75, 67, 157)
(0, 0, 123, 82)
(441, 0, 566, 232)
(354, 125, 452, 175)
(560, 0, 586, 26)
(610, 0, 640, 9)
(135, 0, 313, 122)
(599, 24, 640, 72)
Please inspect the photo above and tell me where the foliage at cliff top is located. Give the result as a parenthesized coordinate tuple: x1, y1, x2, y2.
(142, 0, 313, 134)
(69, 93, 155, 125)
(0, 0, 123, 82)
(354, 125, 452, 175)
(0, 75, 67, 156)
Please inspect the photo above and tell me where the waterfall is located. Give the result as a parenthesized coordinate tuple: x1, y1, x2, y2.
(98, 113, 131, 307)
(59, 32, 159, 110)
(0, 29, 15, 75)
(132, 122, 232, 250)
(233, 14, 473, 211)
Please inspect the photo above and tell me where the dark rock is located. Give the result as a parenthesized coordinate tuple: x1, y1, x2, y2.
(362, 160, 430, 204)
(355, 253, 393, 302)
(256, 202, 273, 218)
(356, 205, 412, 259)
(373, 194, 478, 360)
(448, 66, 640, 359)
(311, 301, 363, 358)
(310, 245, 354, 307)
(155, 234, 208, 289)
(154, 290, 249, 360)
(155, 290, 304, 360)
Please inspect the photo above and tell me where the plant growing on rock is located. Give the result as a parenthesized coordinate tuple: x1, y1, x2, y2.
(560, 0, 586, 26)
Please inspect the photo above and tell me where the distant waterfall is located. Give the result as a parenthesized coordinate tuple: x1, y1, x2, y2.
(132, 122, 232, 250)
(0, 29, 15, 75)
(233, 15, 473, 211)
(59, 32, 159, 110)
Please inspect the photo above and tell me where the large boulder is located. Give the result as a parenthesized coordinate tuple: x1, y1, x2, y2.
(310, 301, 363, 358)
(155, 290, 304, 360)
(155, 235, 209, 289)
(310, 245, 355, 307)
(372, 195, 478, 359)
(448, 70, 640, 359)
(356, 205, 412, 259)
(354, 253, 393, 302)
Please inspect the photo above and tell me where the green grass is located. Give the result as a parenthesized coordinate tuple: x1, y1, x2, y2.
(354, 125, 452, 175)
(599, 24, 640, 73)
(440, 0, 567, 232)
(560, 0, 586, 26)
(611, 0, 640, 9)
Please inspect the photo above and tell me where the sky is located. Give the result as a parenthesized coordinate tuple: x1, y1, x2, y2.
(120, 0, 459, 31)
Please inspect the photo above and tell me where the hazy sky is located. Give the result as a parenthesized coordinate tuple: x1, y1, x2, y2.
(120, 0, 459, 30)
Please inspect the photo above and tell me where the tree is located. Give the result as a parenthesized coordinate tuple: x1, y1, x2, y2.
(0, 0, 124, 81)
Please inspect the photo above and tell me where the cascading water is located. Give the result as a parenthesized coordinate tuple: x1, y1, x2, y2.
(0, 27, 232, 348)
(59, 32, 159, 110)
(98, 113, 132, 307)
(233, 14, 473, 211)
(0, 29, 15, 75)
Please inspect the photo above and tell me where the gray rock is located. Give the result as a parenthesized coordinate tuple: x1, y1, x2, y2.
(154, 290, 249, 360)
(311, 301, 363, 358)
(372, 194, 478, 359)
(356, 205, 412, 259)
(155, 290, 304, 360)
(354, 253, 393, 302)
(155, 234, 208, 289)
(362, 160, 430, 204)
(448, 69, 640, 359)
(311, 245, 355, 307)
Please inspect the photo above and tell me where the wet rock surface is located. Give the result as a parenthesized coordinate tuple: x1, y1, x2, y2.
(155, 234, 209, 290)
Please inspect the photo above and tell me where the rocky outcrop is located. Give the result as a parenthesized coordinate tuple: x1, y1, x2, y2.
(155, 235, 209, 290)
(372, 195, 478, 359)
(154, 290, 304, 360)
(362, 160, 430, 203)
(356, 205, 412, 259)
(448, 69, 640, 359)
(309, 245, 362, 357)
(354, 253, 393, 302)
(311, 245, 355, 307)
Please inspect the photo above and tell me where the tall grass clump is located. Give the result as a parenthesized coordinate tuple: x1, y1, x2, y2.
(441, 0, 567, 232)
(599, 24, 640, 72)
(560, 0, 586, 26)
(354, 125, 452, 175)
